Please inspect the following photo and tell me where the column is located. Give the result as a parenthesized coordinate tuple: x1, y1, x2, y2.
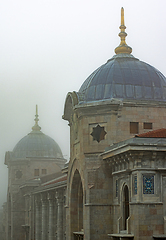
(48, 192, 55, 240)
(35, 195, 41, 240)
(41, 193, 48, 240)
(30, 194, 35, 240)
(54, 196, 58, 239)
(56, 189, 64, 240)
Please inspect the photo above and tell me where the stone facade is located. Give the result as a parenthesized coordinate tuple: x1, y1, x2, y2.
(4, 157, 66, 240)
(102, 137, 166, 240)
(63, 96, 166, 240)
(22, 173, 67, 240)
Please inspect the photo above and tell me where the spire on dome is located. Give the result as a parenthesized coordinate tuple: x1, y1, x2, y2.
(32, 105, 41, 131)
(115, 7, 132, 54)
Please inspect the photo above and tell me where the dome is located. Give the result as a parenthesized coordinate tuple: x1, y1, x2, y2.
(12, 107, 63, 159)
(78, 54, 166, 103)
(13, 131, 63, 159)
(77, 8, 166, 104)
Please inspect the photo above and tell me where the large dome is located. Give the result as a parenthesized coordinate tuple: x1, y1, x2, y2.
(77, 8, 166, 104)
(78, 53, 166, 103)
(12, 108, 63, 159)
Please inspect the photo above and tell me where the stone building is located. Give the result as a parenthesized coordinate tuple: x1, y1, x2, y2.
(4, 106, 66, 240)
(4, 7, 166, 240)
(63, 7, 166, 240)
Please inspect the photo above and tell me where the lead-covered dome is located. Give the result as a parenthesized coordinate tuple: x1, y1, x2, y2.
(12, 107, 63, 159)
(77, 7, 166, 104)
(78, 53, 166, 103)
(13, 130, 63, 159)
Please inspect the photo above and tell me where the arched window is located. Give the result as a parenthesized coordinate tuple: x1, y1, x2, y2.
(70, 170, 83, 239)
(123, 185, 129, 230)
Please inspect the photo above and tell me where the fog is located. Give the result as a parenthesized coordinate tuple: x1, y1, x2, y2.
(0, 0, 166, 207)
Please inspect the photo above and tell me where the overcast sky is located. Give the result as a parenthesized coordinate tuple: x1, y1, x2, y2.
(0, 0, 166, 206)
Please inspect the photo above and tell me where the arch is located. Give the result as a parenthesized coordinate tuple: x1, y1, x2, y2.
(122, 184, 129, 230)
(70, 169, 83, 239)
(63, 92, 78, 122)
(7, 192, 11, 240)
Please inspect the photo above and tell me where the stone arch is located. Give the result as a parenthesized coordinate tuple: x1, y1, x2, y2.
(63, 92, 78, 123)
(70, 169, 83, 239)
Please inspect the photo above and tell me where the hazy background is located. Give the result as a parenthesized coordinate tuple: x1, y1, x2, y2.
(0, 0, 166, 207)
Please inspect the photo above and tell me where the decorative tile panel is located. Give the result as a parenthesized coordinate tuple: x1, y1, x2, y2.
(143, 175, 154, 194)
(134, 175, 137, 195)
(116, 180, 118, 197)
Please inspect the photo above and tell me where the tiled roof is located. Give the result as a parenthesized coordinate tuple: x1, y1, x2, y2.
(40, 171, 63, 184)
(43, 175, 67, 186)
(135, 128, 166, 138)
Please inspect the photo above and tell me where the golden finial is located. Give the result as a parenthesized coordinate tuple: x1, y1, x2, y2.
(121, 6, 125, 26)
(32, 105, 41, 131)
(115, 7, 132, 54)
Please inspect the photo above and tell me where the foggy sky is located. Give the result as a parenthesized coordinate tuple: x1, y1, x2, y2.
(0, 0, 166, 207)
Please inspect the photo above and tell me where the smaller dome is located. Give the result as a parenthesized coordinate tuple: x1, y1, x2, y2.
(12, 106, 63, 159)
(13, 131, 63, 159)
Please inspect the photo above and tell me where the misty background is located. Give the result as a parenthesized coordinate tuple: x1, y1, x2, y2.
(0, 0, 166, 207)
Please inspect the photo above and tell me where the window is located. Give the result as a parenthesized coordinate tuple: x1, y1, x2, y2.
(134, 175, 137, 195)
(130, 122, 139, 134)
(42, 169, 47, 175)
(123, 185, 129, 230)
(144, 122, 152, 129)
(15, 170, 22, 179)
(90, 124, 107, 143)
(116, 180, 118, 197)
(34, 169, 39, 176)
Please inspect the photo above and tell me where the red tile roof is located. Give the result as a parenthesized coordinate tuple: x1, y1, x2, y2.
(135, 128, 166, 138)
